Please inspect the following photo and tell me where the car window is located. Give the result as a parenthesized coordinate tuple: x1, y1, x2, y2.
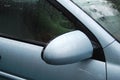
(0, 76, 8, 80)
(71, 0, 120, 42)
(0, 0, 75, 43)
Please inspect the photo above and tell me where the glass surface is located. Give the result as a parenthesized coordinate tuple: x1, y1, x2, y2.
(0, 0, 75, 43)
(0, 76, 9, 80)
(72, 0, 120, 42)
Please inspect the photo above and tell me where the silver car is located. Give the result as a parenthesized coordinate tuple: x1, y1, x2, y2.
(0, 0, 120, 80)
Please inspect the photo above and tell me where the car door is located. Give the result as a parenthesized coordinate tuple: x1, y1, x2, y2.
(0, 0, 106, 80)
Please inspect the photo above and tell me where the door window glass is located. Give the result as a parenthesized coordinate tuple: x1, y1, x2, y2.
(0, 0, 75, 43)
(0, 76, 9, 80)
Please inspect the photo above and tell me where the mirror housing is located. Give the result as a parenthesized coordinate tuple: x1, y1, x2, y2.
(42, 30, 93, 65)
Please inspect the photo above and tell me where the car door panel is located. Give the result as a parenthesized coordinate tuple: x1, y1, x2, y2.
(0, 37, 106, 80)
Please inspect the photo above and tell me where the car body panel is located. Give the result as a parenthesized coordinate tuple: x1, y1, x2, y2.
(0, 37, 106, 80)
(104, 41, 120, 80)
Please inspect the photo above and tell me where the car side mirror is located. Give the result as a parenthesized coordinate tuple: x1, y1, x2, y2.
(42, 30, 93, 65)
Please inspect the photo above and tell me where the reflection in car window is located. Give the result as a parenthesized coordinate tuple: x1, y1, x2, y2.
(72, 0, 120, 42)
(0, 0, 75, 43)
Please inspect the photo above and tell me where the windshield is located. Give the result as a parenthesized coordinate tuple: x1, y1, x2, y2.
(72, 0, 120, 42)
